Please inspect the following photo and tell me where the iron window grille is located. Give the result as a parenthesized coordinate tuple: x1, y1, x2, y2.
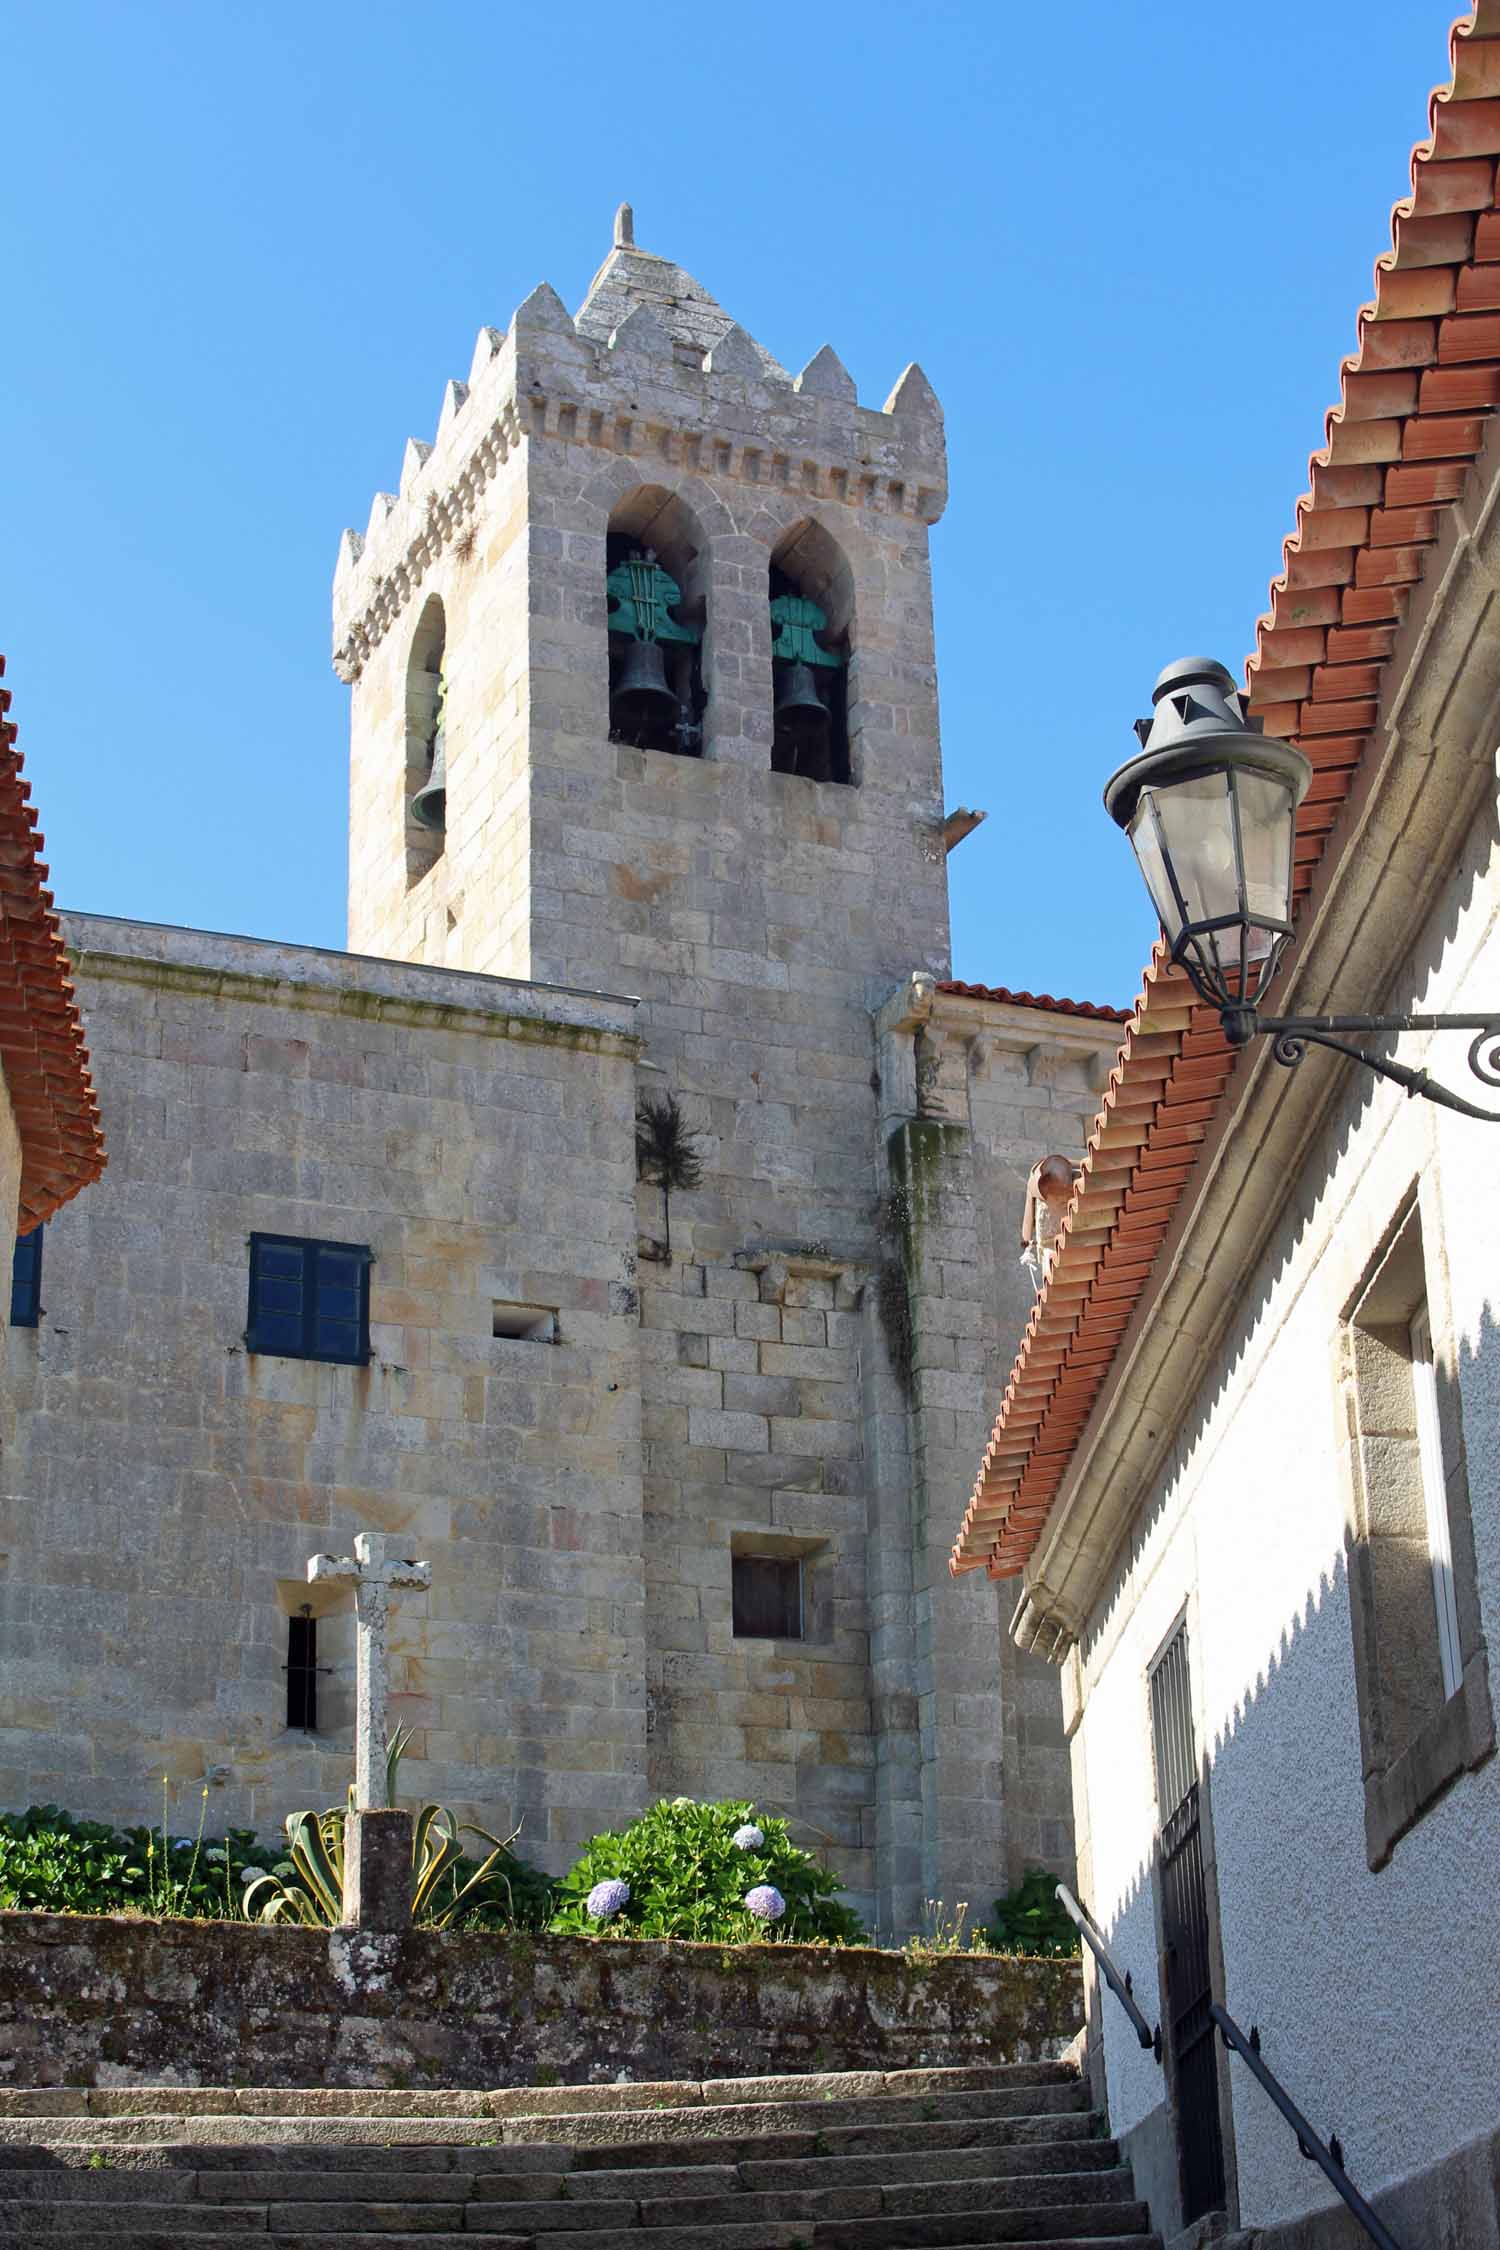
(246, 1233, 372, 1365)
(10, 1227, 42, 1328)
(284, 1613, 321, 1731)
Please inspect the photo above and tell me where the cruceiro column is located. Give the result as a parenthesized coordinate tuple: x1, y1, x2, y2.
(307, 1529, 431, 1930)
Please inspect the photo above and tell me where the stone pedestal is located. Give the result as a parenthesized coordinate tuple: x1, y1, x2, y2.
(342, 1808, 413, 1931)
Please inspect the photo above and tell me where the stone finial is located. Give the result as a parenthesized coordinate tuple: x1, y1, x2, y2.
(334, 528, 364, 585)
(609, 301, 672, 358)
(468, 325, 504, 387)
(704, 323, 761, 378)
(400, 438, 433, 496)
(511, 281, 574, 337)
(437, 379, 469, 439)
(614, 201, 635, 249)
(883, 361, 943, 425)
(795, 344, 857, 402)
(364, 491, 398, 542)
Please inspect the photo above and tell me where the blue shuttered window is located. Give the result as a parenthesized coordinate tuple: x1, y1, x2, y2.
(246, 1234, 371, 1365)
(10, 1227, 42, 1327)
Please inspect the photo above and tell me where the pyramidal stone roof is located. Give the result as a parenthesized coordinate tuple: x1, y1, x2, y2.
(575, 206, 791, 382)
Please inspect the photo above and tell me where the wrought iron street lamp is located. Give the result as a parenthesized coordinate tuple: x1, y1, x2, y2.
(1105, 656, 1500, 1123)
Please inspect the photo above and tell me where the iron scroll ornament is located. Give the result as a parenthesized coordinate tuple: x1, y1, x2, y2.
(1220, 1009, 1500, 1124)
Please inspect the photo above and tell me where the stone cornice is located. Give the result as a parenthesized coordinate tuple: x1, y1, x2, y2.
(62, 914, 641, 1057)
(1011, 417, 1500, 1662)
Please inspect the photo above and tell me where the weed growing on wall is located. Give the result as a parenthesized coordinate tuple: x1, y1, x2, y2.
(549, 1798, 866, 1944)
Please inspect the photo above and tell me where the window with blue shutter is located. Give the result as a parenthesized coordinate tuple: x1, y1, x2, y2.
(246, 1233, 371, 1364)
(10, 1227, 42, 1328)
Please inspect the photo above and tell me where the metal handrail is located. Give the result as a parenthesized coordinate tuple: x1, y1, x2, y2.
(1211, 2004, 1408, 2250)
(1054, 1883, 1161, 2061)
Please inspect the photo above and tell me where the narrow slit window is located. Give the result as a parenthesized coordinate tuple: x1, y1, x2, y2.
(247, 1234, 372, 1365)
(285, 1612, 319, 1731)
(1410, 1303, 1462, 1700)
(732, 1553, 803, 1641)
(9, 1226, 42, 1327)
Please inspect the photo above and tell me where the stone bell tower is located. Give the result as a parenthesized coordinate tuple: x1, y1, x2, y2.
(334, 203, 951, 1001)
(331, 210, 1045, 1941)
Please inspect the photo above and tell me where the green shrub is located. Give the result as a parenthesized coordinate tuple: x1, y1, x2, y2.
(0, 1803, 281, 1920)
(980, 1868, 1080, 1957)
(549, 1797, 865, 1944)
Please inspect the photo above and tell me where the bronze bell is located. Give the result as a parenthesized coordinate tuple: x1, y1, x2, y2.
(410, 724, 446, 831)
(610, 636, 680, 740)
(773, 660, 830, 769)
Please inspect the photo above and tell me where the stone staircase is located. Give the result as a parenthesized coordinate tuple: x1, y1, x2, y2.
(0, 2066, 1158, 2247)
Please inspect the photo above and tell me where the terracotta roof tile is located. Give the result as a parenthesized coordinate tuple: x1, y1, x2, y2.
(934, 980, 1130, 1023)
(0, 659, 105, 1229)
(953, 9, 1500, 1585)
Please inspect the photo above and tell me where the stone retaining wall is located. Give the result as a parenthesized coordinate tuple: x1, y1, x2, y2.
(0, 1915, 1081, 2089)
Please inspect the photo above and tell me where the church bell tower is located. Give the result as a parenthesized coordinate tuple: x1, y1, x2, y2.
(334, 204, 952, 1003)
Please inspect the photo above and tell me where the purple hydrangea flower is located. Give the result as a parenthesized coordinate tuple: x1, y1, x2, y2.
(732, 1824, 765, 1851)
(744, 1884, 786, 1922)
(587, 1878, 631, 1920)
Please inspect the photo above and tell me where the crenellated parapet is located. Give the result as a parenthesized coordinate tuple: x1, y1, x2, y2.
(331, 222, 947, 684)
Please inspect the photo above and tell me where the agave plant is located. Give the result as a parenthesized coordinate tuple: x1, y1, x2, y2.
(242, 1731, 539, 1929)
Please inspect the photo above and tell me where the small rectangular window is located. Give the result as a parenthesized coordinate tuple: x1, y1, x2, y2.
(1342, 1197, 1494, 1866)
(732, 1553, 803, 1641)
(285, 1613, 319, 1731)
(247, 1233, 371, 1365)
(492, 1301, 558, 1342)
(10, 1227, 42, 1328)
(1409, 1304, 1462, 1701)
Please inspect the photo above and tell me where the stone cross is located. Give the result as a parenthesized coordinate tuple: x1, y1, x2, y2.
(307, 1531, 431, 1810)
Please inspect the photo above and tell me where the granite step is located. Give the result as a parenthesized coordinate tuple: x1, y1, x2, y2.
(0, 2069, 1070, 2123)
(0, 2233, 1162, 2250)
(0, 2088, 1090, 2155)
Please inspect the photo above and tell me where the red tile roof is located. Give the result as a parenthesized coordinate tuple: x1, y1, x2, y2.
(937, 981, 1130, 1024)
(0, 659, 105, 1229)
(953, 5, 1500, 1582)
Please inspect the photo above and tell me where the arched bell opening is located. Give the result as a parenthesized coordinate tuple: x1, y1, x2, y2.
(404, 594, 446, 887)
(769, 519, 853, 785)
(606, 487, 707, 757)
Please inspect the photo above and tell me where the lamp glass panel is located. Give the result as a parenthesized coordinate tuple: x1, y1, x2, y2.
(1232, 767, 1296, 936)
(1149, 770, 1240, 932)
(1126, 790, 1183, 943)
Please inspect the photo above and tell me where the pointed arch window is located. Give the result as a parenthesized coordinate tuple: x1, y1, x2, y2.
(769, 521, 853, 784)
(605, 488, 706, 756)
(405, 596, 446, 883)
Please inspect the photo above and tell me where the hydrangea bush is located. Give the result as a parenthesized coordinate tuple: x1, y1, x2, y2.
(549, 1798, 865, 1944)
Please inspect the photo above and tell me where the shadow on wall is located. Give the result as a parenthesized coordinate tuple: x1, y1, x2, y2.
(1069, 781, 1500, 2230)
(1079, 1300, 1500, 2238)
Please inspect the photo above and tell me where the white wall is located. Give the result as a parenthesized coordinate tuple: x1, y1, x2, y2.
(1075, 763, 1500, 2227)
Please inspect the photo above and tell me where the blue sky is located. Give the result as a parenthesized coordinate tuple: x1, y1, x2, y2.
(2, 2, 1449, 1007)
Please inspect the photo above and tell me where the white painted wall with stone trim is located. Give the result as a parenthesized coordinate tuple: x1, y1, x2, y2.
(1062, 444, 1500, 2236)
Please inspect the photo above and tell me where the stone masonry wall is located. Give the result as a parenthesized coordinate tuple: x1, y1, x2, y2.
(0, 1914, 1083, 2090)
(0, 918, 643, 1865)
